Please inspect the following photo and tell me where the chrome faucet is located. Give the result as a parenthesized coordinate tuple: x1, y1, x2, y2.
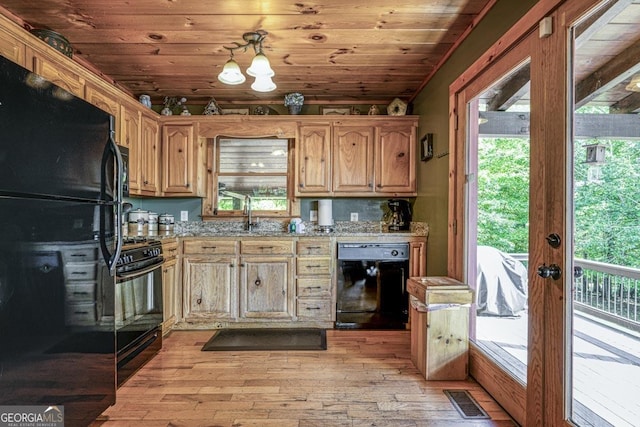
(243, 195, 257, 231)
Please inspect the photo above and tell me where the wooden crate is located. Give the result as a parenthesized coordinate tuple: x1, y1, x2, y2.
(408, 277, 473, 380)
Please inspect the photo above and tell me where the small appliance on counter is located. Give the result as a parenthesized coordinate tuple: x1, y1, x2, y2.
(386, 199, 412, 231)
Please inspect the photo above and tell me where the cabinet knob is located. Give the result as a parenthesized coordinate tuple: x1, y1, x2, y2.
(254, 278, 262, 287)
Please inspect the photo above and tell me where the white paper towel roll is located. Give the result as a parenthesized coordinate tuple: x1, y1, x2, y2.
(318, 199, 333, 226)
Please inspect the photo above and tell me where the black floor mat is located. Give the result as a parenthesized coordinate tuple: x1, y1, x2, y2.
(201, 328, 327, 351)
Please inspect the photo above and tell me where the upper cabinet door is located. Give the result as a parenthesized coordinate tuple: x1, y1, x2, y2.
(376, 126, 416, 194)
(161, 123, 205, 197)
(0, 28, 25, 66)
(120, 105, 141, 193)
(162, 124, 193, 195)
(296, 125, 332, 195)
(30, 50, 85, 97)
(332, 125, 374, 193)
(141, 115, 160, 195)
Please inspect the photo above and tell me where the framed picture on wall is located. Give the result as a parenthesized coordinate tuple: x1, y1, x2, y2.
(321, 106, 351, 115)
(421, 133, 434, 161)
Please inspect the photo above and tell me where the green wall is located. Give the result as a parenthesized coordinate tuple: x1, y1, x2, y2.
(413, 0, 538, 275)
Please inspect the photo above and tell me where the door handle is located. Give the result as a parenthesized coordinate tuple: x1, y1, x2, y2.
(537, 263, 562, 280)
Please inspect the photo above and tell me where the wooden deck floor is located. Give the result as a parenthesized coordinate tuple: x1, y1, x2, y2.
(476, 311, 640, 427)
(92, 330, 516, 427)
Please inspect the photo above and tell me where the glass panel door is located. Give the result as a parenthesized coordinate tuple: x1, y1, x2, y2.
(569, 1, 640, 425)
(469, 61, 532, 384)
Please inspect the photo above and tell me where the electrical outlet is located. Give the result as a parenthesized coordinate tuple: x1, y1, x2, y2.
(350, 212, 358, 222)
(310, 210, 318, 221)
(180, 210, 189, 221)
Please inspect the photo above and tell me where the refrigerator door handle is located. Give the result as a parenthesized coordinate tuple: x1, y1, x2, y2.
(100, 118, 124, 275)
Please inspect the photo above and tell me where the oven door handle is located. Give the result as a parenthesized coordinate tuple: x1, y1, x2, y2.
(116, 259, 164, 281)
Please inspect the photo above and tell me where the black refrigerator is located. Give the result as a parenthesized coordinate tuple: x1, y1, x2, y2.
(0, 56, 124, 426)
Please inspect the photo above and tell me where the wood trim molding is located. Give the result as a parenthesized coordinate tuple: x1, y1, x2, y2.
(469, 343, 526, 425)
(450, 0, 566, 95)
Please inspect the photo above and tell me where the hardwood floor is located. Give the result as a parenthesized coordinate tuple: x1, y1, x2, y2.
(92, 330, 516, 427)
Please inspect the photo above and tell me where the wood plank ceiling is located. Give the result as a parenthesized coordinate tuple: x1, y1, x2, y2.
(479, 0, 640, 114)
(0, 0, 496, 106)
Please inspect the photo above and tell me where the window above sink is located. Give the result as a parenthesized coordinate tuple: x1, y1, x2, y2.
(213, 137, 292, 216)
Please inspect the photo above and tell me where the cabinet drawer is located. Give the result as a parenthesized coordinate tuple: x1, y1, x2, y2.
(184, 240, 237, 255)
(297, 257, 331, 276)
(65, 302, 96, 325)
(297, 299, 332, 320)
(297, 278, 331, 298)
(65, 282, 96, 302)
(162, 240, 179, 260)
(60, 246, 98, 263)
(65, 263, 97, 281)
(296, 240, 331, 256)
(241, 240, 293, 255)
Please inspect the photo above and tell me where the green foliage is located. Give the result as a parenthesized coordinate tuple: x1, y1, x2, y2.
(477, 137, 530, 253)
(574, 138, 640, 267)
(477, 106, 640, 268)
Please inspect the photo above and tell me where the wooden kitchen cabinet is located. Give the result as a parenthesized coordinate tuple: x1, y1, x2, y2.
(376, 126, 416, 194)
(240, 256, 293, 319)
(121, 106, 159, 196)
(161, 239, 179, 335)
(332, 125, 375, 193)
(239, 240, 294, 320)
(120, 103, 141, 192)
(140, 114, 160, 195)
(295, 239, 333, 322)
(295, 118, 417, 197)
(409, 240, 427, 277)
(161, 124, 206, 197)
(85, 83, 120, 130)
(182, 238, 295, 323)
(29, 49, 85, 97)
(182, 239, 239, 321)
(297, 125, 332, 194)
(0, 27, 25, 66)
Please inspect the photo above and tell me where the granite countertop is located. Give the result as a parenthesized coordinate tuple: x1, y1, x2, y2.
(148, 220, 428, 240)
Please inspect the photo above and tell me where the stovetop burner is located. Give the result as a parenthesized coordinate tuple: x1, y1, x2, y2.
(117, 238, 163, 275)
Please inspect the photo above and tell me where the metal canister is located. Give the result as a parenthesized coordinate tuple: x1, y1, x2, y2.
(159, 213, 175, 232)
(148, 212, 159, 232)
(128, 209, 149, 235)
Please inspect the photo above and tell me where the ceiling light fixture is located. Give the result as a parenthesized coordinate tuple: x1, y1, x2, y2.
(218, 30, 276, 92)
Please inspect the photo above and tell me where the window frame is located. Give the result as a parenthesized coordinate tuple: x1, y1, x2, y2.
(201, 136, 298, 220)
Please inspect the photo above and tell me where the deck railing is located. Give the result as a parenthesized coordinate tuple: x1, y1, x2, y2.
(510, 254, 640, 331)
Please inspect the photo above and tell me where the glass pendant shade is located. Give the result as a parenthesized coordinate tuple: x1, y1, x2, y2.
(247, 53, 275, 77)
(251, 75, 277, 92)
(218, 58, 246, 85)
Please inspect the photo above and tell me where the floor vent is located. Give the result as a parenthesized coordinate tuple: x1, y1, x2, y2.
(444, 390, 490, 419)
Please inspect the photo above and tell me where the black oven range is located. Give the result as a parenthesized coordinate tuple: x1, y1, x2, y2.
(112, 237, 164, 386)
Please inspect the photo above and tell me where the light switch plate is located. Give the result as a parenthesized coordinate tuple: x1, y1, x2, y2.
(180, 210, 189, 221)
(350, 212, 358, 222)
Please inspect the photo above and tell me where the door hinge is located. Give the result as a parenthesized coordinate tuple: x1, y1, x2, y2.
(454, 112, 459, 131)
(452, 220, 457, 235)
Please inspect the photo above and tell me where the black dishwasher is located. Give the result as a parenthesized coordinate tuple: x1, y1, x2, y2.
(336, 243, 409, 329)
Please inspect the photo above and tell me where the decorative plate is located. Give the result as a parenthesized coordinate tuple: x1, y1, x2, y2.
(387, 97, 408, 116)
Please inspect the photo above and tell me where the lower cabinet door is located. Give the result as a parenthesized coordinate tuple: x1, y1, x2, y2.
(183, 256, 237, 320)
(240, 257, 293, 319)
